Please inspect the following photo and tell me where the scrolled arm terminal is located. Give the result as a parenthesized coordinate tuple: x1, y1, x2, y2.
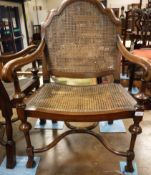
(2, 39, 45, 82)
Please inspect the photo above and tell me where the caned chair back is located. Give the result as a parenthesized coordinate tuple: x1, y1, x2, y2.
(42, 0, 121, 79)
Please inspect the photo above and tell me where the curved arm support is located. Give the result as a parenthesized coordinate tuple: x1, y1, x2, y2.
(0, 45, 37, 62)
(2, 39, 45, 82)
(117, 34, 151, 81)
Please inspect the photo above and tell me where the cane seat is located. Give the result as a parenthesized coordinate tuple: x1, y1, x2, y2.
(26, 83, 136, 117)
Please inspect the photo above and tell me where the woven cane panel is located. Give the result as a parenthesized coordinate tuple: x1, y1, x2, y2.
(45, 1, 119, 77)
(26, 83, 136, 113)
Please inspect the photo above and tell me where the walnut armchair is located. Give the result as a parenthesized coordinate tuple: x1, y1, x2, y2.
(0, 44, 41, 168)
(0, 43, 42, 135)
(2, 0, 151, 173)
(0, 44, 40, 106)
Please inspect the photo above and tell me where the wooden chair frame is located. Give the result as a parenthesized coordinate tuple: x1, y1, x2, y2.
(0, 44, 41, 168)
(0, 80, 16, 169)
(0, 44, 40, 106)
(2, 0, 151, 173)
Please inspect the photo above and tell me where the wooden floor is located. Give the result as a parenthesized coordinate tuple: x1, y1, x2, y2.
(0, 110, 151, 175)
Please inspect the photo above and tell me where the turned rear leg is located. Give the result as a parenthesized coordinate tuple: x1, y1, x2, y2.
(5, 117, 16, 169)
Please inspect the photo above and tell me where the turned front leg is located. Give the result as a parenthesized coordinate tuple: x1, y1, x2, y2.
(125, 115, 142, 172)
(17, 104, 35, 168)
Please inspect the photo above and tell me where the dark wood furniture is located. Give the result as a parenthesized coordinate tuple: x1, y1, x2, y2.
(0, 79, 16, 169)
(2, 0, 151, 173)
(122, 9, 139, 76)
(123, 9, 151, 92)
(0, 44, 40, 104)
(112, 8, 120, 18)
(120, 6, 125, 37)
(129, 9, 151, 49)
(0, 44, 42, 133)
(0, 44, 42, 168)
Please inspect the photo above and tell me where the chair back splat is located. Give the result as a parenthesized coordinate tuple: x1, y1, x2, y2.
(42, 0, 121, 80)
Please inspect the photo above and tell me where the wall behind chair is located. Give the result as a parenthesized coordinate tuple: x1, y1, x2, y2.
(24, 0, 63, 42)
(107, 0, 148, 11)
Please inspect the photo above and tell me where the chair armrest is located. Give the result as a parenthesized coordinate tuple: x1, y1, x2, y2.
(0, 45, 37, 63)
(117, 34, 151, 81)
(2, 39, 45, 82)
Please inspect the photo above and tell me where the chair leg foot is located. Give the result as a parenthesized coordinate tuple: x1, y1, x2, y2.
(125, 164, 134, 173)
(26, 160, 36, 168)
(19, 121, 35, 168)
(108, 120, 114, 125)
(6, 140, 16, 169)
(52, 120, 57, 123)
(26, 146, 35, 168)
(125, 115, 142, 173)
(40, 119, 46, 125)
(125, 150, 134, 173)
(18, 104, 36, 168)
(97, 77, 102, 84)
(26, 157, 36, 168)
